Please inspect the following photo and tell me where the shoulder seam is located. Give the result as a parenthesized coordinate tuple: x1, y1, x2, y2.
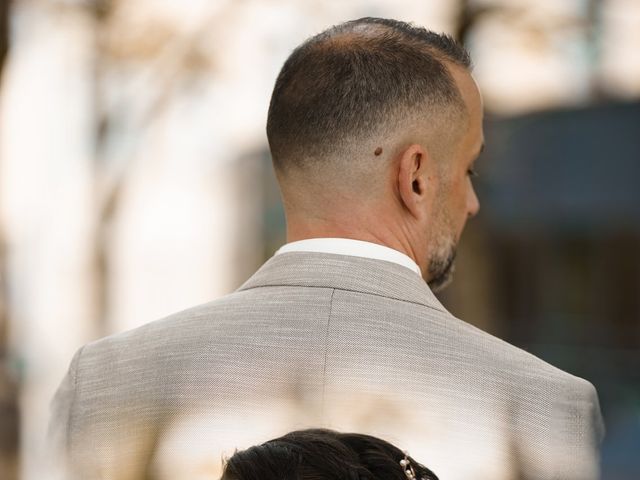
(321, 289, 336, 418)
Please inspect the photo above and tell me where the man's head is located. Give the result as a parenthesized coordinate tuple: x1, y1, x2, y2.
(267, 17, 483, 291)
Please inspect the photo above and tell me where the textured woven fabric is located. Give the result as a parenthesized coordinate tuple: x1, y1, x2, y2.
(49, 252, 604, 480)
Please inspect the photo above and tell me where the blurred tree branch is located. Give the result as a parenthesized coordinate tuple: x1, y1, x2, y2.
(0, 0, 20, 477)
(90, 0, 232, 333)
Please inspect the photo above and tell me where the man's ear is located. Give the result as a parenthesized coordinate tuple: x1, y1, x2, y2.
(397, 144, 431, 219)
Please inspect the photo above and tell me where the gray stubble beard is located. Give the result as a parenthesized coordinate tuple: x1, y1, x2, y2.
(426, 246, 457, 293)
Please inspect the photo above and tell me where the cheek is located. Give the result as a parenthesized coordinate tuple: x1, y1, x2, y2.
(451, 181, 470, 229)
(450, 179, 468, 211)
(435, 177, 467, 233)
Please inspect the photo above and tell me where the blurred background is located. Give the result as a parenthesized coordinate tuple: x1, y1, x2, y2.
(0, 0, 638, 479)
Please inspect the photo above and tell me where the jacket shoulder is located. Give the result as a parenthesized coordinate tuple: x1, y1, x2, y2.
(75, 292, 252, 372)
(446, 311, 586, 386)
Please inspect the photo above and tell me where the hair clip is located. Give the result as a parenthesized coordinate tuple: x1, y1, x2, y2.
(399, 451, 417, 480)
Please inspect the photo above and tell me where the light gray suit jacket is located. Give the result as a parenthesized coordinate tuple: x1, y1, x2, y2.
(50, 252, 604, 480)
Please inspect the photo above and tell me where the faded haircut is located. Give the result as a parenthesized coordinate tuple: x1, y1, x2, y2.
(267, 17, 472, 173)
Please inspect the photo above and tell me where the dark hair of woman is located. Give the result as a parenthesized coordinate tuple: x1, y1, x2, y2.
(220, 428, 439, 480)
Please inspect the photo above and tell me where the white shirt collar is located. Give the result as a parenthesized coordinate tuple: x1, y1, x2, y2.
(275, 238, 422, 277)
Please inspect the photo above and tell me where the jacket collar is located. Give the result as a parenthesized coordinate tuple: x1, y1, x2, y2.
(238, 251, 448, 314)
